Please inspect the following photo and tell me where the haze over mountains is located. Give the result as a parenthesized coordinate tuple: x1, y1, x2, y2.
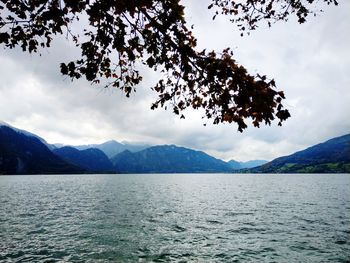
(227, 160, 268, 170)
(1, 121, 349, 174)
(73, 140, 150, 158)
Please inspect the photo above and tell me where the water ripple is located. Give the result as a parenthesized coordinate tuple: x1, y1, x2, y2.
(0, 173, 349, 262)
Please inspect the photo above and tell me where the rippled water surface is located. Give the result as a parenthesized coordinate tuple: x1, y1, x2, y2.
(0, 173, 349, 262)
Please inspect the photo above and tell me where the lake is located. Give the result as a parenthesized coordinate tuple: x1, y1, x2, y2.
(0, 173, 349, 262)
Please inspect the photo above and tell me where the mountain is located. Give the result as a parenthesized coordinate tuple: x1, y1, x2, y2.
(227, 159, 242, 170)
(227, 159, 268, 170)
(251, 133, 350, 173)
(111, 145, 233, 173)
(0, 125, 83, 174)
(0, 121, 56, 150)
(53, 146, 114, 173)
(241, 160, 268, 169)
(74, 140, 149, 158)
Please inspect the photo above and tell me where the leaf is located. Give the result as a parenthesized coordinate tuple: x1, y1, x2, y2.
(60, 63, 68, 75)
(0, 32, 10, 44)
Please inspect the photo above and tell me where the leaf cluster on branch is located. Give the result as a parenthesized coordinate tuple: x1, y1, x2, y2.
(0, 0, 338, 131)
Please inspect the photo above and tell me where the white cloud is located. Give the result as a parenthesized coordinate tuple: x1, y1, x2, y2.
(0, 1, 349, 162)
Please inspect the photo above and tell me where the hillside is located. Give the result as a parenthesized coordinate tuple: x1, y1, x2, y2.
(251, 133, 350, 173)
(0, 126, 83, 174)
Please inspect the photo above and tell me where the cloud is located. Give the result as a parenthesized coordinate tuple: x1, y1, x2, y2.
(0, 1, 349, 162)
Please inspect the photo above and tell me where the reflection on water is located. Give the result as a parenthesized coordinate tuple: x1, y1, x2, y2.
(0, 173, 349, 262)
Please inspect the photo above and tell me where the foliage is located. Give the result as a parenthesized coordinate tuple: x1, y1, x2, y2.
(209, 0, 338, 34)
(0, 0, 337, 131)
(267, 162, 350, 173)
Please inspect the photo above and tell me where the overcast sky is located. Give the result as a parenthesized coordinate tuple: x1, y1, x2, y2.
(0, 1, 349, 162)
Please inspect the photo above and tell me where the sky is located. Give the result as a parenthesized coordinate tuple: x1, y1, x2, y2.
(0, 1, 349, 162)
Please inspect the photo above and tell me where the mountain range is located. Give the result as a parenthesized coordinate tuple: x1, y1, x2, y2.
(1, 121, 349, 174)
(111, 145, 232, 173)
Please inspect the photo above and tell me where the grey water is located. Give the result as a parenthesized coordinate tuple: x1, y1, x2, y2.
(0, 174, 349, 262)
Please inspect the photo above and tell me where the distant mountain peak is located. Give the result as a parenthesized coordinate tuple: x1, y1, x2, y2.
(73, 139, 150, 158)
(102, 140, 122, 145)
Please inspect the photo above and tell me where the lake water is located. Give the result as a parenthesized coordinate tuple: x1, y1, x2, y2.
(0, 173, 349, 262)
